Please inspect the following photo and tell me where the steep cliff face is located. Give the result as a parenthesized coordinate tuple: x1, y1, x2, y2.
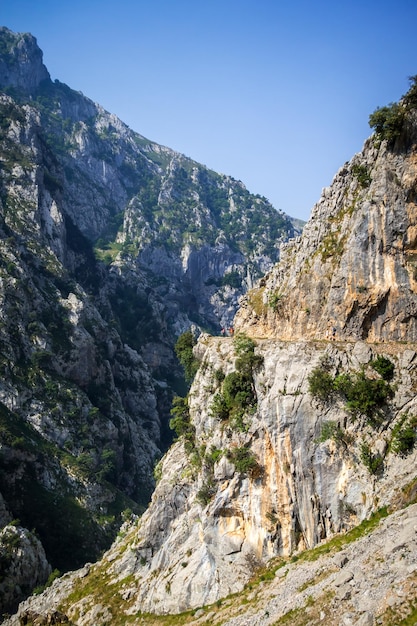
(9, 86, 417, 625)
(0, 90, 163, 569)
(235, 111, 417, 342)
(58, 337, 414, 616)
(0, 28, 50, 94)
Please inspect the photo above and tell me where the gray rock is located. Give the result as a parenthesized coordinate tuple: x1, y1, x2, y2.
(334, 569, 355, 587)
(0, 27, 50, 94)
(336, 584, 352, 600)
(383, 516, 417, 555)
(0, 525, 51, 615)
(333, 553, 349, 568)
(354, 612, 374, 626)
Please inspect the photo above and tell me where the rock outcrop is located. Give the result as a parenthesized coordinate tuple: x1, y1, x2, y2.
(0, 524, 51, 617)
(235, 111, 417, 343)
(0, 28, 50, 94)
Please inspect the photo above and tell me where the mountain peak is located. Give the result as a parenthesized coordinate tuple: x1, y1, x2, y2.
(0, 26, 50, 94)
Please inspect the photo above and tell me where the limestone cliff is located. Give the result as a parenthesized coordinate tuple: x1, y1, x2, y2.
(6, 81, 417, 626)
(0, 28, 50, 94)
(235, 110, 417, 342)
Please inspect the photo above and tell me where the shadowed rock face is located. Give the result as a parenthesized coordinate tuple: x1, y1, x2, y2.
(0, 28, 50, 94)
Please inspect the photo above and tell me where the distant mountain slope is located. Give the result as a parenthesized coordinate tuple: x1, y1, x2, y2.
(0, 26, 297, 333)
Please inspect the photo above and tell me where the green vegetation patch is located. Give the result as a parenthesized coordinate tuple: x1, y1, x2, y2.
(390, 413, 417, 456)
(351, 163, 371, 188)
(369, 102, 405, 144)
(226, 445, 262, 478)
(369, 75, 417, 146)
(318, 230, 347, 263)
(308, 358, 394, 428)
(317, 420, 353, 449)
(174, 330, 200, 384)
(210, 333, 262, 431)
(360, 441, 384, 475)
(169, 395, 195, 450)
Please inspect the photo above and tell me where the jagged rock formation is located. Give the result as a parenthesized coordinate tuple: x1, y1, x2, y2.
(6, 79, 417, 626)
(0, 26, 299, 611)
(0, 524, 51, 617)
(235, 110, 417, 342)
(0, 28, 50, 94)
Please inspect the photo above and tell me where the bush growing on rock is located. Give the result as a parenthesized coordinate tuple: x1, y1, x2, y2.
(175, 330, 200, 383)
(360, 441, 384, 475)
(368, 76, 417, 146)
(369, 103, 404, 144)
(334, 370, 392, 426)
(226, 446, 262, 478)
(210, 334, 262, 430)
(169, 395, 195, 452)
(308, 367, 335, 401)
(390, 413, 417, 456)
(309, 362, 392, 428)
(370, 355, 395, 381)
(196, 481, 215, 506)
(317, 420, 352, 448)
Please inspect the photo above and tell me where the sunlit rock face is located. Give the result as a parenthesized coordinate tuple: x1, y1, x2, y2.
(235, 115, 417, 343)
(97, 337, 415, 614)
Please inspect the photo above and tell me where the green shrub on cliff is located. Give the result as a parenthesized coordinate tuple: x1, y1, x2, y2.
(169, 396, 194, 444)
(175, 330, 199, 383)
(369, 103, 404, 143)
(210, 334, 262, 430)
(390, 413, 417, 456)
(309, 363, 392, 428)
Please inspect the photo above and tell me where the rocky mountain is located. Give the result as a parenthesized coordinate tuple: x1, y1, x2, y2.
(0, 27, 296, 331)
(6, 78, 417, 625)
(0, 27, 300, 615)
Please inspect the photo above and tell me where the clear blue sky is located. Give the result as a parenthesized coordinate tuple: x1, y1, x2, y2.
(1, 0, 417, 221)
